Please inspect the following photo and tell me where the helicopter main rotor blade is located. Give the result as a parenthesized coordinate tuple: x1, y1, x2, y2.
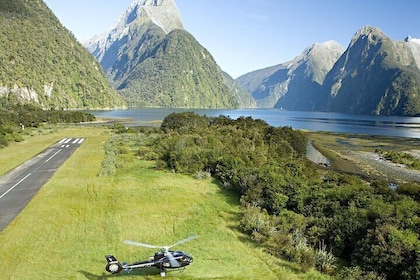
(167, 251, 181, 268)
(124, 240, 161, 249)
(168, 235, 198, 249)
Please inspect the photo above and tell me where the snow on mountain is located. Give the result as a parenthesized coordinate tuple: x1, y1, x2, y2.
(83, 0, 183, 60)
(405, 36, 420, 69)
(287, 40, 345, 85)
(405, 35, 420, 45)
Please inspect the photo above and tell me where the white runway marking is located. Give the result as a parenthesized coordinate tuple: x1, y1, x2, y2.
(46, 149, 62, 162)
(0, 173, 32, 199)
(59, 138, 84, 146)
(58, 138, 85, 148)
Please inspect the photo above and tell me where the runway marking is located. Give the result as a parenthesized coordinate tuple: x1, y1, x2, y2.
(45, 149, 62, 162)
(0, 173, 32, 199)
(59, 138, 84, 146)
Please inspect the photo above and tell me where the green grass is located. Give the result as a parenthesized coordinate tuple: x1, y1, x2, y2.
(0, 127, 330, 279)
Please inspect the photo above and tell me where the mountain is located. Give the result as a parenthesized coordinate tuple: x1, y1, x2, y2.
(321, 26, 420, 115)
(221, 71, 256, 109)
(0, 0, 125, 109)
(85, 0, 253, 109)
(84, 0, 184, 72)
(84, 0, 254, 109)
(237, 26, 420, 116)
(237, 41, 344, 108)
(405, 36, 420, 69)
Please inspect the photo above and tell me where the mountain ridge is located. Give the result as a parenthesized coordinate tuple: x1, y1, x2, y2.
(321, 25, 420, 115)
(85, 0, 254, 109)
(237, 40, 344, 108)
(237, 25, 420, 116)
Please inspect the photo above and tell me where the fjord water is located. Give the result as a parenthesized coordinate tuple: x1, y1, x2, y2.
(93, 108, 420, 139)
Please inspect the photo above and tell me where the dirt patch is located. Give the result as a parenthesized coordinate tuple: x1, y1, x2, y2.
(305, 132, 420, 183)
(344, 150, 420, 182)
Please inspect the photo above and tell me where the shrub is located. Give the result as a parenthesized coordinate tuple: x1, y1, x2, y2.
(14, 133, 24, 142)
(193, 170, 211, 180)
(0, 134, 8, 147)
(239, 204, 272, 238)
(315, 240, 336, 274)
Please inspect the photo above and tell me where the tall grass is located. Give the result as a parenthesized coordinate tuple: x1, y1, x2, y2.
(0, 128, 329, 279)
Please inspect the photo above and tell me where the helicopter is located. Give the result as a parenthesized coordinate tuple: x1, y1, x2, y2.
(105, 235, 197, 277)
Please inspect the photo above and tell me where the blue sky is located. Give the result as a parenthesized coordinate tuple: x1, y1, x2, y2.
(44, 0, 420, 78)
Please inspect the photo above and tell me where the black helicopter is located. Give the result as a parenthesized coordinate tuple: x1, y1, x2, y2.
(105, 235, 197, 277)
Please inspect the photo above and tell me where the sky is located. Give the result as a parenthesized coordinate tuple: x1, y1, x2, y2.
(44, 0, 420, 78)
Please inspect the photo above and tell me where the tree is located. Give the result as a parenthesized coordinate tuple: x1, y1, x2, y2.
(353, 225, 420, 280)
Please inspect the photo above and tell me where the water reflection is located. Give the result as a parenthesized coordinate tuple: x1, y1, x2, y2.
(306, 141, 331, 166)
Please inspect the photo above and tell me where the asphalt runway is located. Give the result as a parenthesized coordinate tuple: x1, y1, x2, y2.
(0, 138, 85, 232)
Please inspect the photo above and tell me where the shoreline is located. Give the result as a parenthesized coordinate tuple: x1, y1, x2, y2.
(305, 132, 420, 183)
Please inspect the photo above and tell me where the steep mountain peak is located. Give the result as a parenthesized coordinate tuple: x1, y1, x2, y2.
(300, 41, 344, 60)
(84, 0, 183, 56)
(288, 40, 344, 84)
(305, 40, 343, 53)
(350, 25, 386, 47)
(355, 25, 385, 36)
(405, 35, 420, 45)
(106, 0, 183, 35)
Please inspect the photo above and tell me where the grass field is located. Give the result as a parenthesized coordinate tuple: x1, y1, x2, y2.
(0, 126, 329, 279)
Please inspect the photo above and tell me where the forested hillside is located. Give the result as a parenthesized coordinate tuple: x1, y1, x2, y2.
(117, 29, 240, 108)
(0, 0, 125, 109)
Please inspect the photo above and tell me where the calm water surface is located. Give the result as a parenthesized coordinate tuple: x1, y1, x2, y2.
(92, 108, 420, 139)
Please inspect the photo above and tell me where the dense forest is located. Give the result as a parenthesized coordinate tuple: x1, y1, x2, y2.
(116, 112, 419, 280)
(0, 99, 95, 147)
(0, 0, 124, 109)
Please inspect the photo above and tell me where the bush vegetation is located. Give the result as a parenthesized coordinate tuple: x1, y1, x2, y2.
(375, 148, 420, 170)
(140, 112, 420, 279)
(0, 99, 95, 147)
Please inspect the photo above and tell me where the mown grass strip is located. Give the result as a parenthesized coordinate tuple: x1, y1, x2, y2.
(0, 127, 329, 279)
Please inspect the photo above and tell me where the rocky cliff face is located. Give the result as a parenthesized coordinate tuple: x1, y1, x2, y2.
(84, 0, 253, 108)
(237, 41, 344, 109)
(84, 0, 183, 67)
(404, 36, 420, 70)
(321, 26, 420, 115)
(238, 25, 420, 116)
